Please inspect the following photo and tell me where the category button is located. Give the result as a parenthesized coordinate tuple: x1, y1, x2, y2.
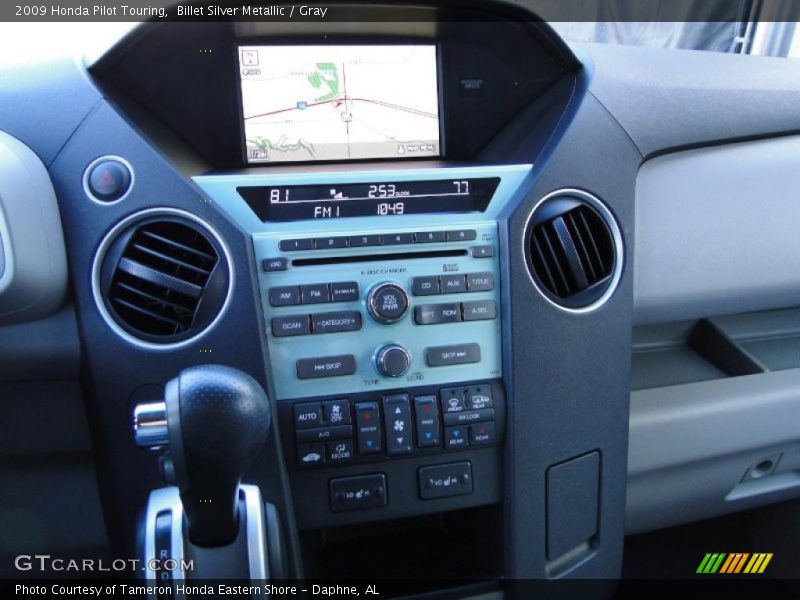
(462, 300, 497, 321)
(414, 303, 462, 325)
(330, 281, 359, 302)
(296, 355, 356, 379)
(269, 286, 301, 307)
(427, 343, 481, 367)
(466, 272, 494, 292)
(414, 395, 440, 448)
(440, 274, 466, 294)
(293, 402, 322, 429)
(383, 394, 412, 456)
(312, 311, 362, 334)
(355, 401, 382, 454)
(412, 276, 440, 296)
(301, 283, 330, 304)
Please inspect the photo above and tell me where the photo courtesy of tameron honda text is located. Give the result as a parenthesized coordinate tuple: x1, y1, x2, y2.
(3, 0, 800, 597)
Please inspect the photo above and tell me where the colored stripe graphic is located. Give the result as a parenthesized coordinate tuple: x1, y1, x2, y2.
(697, 553, 727, 573)
(698, 552, 773, 574)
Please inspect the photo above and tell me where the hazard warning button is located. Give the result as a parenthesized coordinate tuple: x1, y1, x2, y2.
(86, 158, 132, 202)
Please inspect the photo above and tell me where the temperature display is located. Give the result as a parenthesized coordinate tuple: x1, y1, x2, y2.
(238, 178, 500, 222)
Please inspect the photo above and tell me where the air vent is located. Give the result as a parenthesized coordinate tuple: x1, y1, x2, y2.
(525, 191, 621, 310)
(98, 214, 230, 344)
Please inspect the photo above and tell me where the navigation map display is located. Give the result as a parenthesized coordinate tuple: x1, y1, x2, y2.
(238, 45, 441, 163)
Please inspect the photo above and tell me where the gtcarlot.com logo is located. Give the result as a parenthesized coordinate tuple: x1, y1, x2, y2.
(14, 554, 194, 573)
(696, 552, 773, 574)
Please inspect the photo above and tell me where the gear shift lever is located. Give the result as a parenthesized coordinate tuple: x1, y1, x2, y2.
(134, 364, 270, 547)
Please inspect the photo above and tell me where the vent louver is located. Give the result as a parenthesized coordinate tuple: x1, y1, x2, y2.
(525, 192, 620, 310)
(100, 216, 229, 343)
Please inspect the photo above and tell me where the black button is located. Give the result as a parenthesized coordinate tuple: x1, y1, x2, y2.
(367, 283, 409, 323)
(466, 385, 494, 409)
(355, 402, 381, 454)
(269, 286, 301, 307)
(272, 315, 310, 337)
(444, 426, 469, 450)
(384, 232, 415, 245)
(446, 229, 477, 242)
(315, 236, 349, 249)
(279, 238, 314, 251)
(327, 439, 354, 464)
(323, 400, 351, 425)
(466, 272, 494, 292)
(471, 245, 494, 258)
(419, 462, 472, 499)
(349, 234, 382, 247)
(440, 387, 467, 413)
(87, 159, 132, 202)
(262, 257, 288, 272)
(414, 395, 440, 448)
(427, 344, 481, 367)
(312, 311, 362, 334)
(440, 275, 467, 294)
(469, 422, 496, 446)
(296, 425, 353, 443)
(383, 394, 413, 456)
(293, 402, 322, 429)
(330, 474, 387, 511)
(330, 281, 359, 302)
(296, 355, 356, 379)
(416, 231, 446, 243)
(412, 276, 440, 296)
(462, 300, 497, 321)
(301, 283, 330, 304)
(443, 408, 495, 427)
(414, 303, 462, 325)
(297, 443, 325, 466)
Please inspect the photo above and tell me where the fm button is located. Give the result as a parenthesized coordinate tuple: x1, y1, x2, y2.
(367, 282, 409, 324)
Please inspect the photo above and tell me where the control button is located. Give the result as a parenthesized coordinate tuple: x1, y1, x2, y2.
(384, 232, 415, 245)
(355, 402, 382, 454)
(412, 276, 440, 296)
(440, 387, 467, 413)
(296, 425, 353, 443)
(443, 408, 495, 427)
(383, 394, 413, 455)
(330, 474, 387, 512)
(440, 274, 467, 294)
(312, 311, 362, 334)
(446, 229, 477, 242)
(86, 158, 132, 202)
(416, 231, 446, 243)
(315, 236, 349, 249)
(269, 286, 301, 307)
(414, 303, 462, 325)
(293, 402, 322, 429)
(376, 344, 411, 378)
(262, 257, 288, 272)
(301, 283, 330, 304)
(296, 355, 356, 379)
(466, 385, 494, 409)
(414, 395, 440, 448)
(367, 282, 409, 324)
(444, 426, 469, 450)
(419, 462, 472, 499)
(272, 315, 311, 337)
(466, 272, 495, 292)
(330, 281, 359, 302)
(427, 344, 481, 367)
(349, 234, 383, 247)
(327, 439, 354, 464)
(279, 238, 314, 251)
(297, 443, 325, 466)
(462, 300, 497, 321)
(471, 245, 494, 258)
(469, 422, 496, 446)
(322, 400, 351, 425)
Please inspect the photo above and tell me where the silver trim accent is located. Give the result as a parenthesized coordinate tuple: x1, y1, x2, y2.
(522, 188, 624, 314)
(241, 484, 269, 582)
(90, 207, 234, 351)
(133, 401, 168, 448)
(143, 487, 186, 599)
(376, 344, 411, 378)
(82, 155, 136, 206)
(366, 281, 409, 324)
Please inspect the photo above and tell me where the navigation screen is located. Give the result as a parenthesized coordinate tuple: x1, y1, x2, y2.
(238, 45, 441, 163)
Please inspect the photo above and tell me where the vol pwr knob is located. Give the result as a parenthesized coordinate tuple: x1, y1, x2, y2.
(366, 282, 409, 324)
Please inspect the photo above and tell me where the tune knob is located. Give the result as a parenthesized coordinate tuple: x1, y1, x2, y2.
(376, 345, 411, 378)
(367, 282, 409, 324)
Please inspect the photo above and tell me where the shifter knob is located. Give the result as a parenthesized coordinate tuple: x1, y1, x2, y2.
(134, 365, 270, 547)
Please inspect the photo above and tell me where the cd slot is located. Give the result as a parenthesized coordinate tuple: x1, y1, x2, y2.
(292, 249, 467, 267)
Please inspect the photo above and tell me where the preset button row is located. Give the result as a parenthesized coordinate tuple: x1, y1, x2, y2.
(269, 281, 359, 307)
(412, 272, 494, 296)
(279, 230, 477, 252)
(414, 300, 496, 325)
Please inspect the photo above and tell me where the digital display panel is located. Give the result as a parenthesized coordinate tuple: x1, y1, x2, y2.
(238, 45, 441, 163)
(237, 178, 500, 222)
